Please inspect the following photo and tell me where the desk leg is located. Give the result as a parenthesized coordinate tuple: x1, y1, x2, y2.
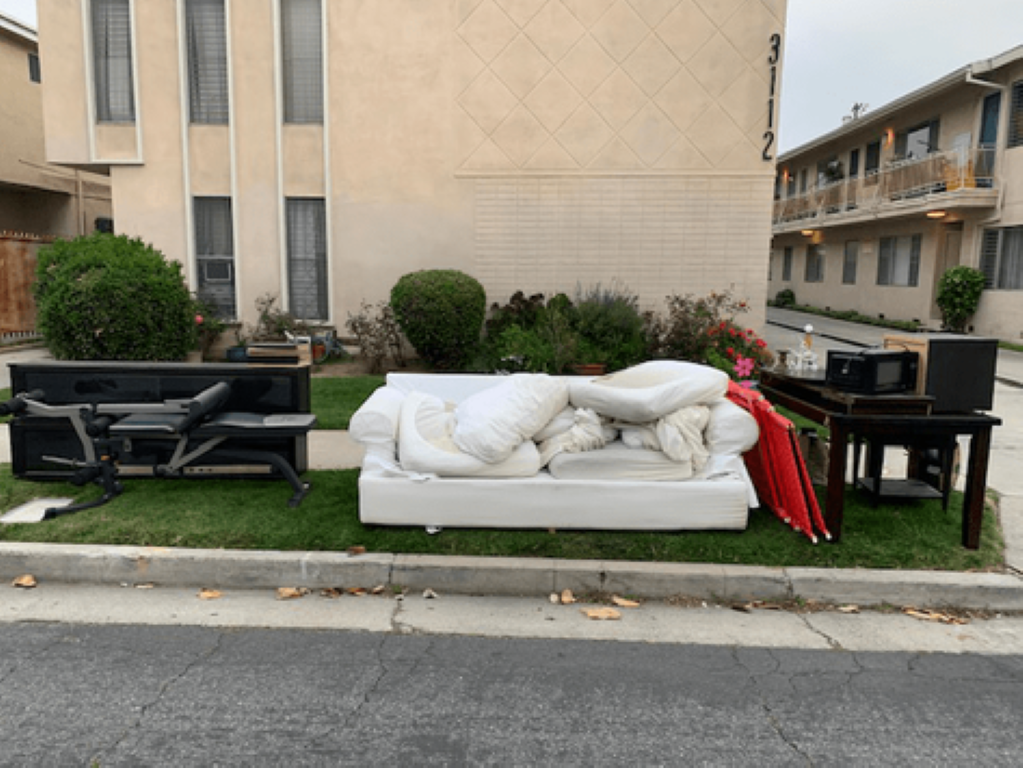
(961, 427, 993, 550)
(825, 419, 849, 542)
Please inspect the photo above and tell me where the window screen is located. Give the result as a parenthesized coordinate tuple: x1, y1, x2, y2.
(804, 244, 824, 283)
(281, 0, 323, 123)
(194, 197, 236, 318)
(286, 198, 328, 320)
(186, 0, 229, 124)
(842, 240, 858, 285)
(28, 52, 40, 83)
(91, 0, 135, 122)
(1009, 81, 1023, 149)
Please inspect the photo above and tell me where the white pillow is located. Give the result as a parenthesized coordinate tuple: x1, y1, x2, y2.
(568, 361, 728, 422)
(548, 441, 694, 481)
(453, 374, 569, 463)
(533, 405, 576, 442)
(349, 386, 405, 448)
(399, 391, 540, 477)
(705, 397, 760, 455)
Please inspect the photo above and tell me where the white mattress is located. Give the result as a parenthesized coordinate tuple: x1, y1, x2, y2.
(358, 470, 750, 531)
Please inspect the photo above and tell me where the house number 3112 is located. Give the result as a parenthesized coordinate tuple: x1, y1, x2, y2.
(763, 33, 781, 161)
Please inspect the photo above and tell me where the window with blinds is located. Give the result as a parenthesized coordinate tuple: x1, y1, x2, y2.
(842, 240, 859, 285)
(281, 0, 323, 123)
(186, 0, 229, 124)
(194, 197, 236, 318)
(804, 244, 824, 283)
(980, 228, 1023, 290)
(877, 234, 921, 287)
(91, 0, 135, 122)
(1009, 81, 1023, 149)
(286, 199, 328, 320)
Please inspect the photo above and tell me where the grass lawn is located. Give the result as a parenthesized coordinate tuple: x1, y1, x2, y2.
(0, 377, 1005, 571)
(0, 463, 1003, 571)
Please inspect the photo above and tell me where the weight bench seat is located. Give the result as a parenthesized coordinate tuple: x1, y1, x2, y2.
(109, 412, 317, 439)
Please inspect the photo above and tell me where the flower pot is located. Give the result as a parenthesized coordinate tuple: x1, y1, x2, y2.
(226, 346, 248, 363)
(572, 363, 606, 376)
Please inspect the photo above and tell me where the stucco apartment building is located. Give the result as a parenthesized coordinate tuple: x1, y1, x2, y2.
(770, 45, 1023, 342)
(38, 0, 786, 327)
(1, 11, 110, 237)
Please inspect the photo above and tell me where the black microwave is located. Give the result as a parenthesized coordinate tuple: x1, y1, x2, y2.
(825, 349, 919, 395)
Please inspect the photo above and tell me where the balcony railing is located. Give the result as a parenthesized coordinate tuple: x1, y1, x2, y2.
(773, 147, 997, 226)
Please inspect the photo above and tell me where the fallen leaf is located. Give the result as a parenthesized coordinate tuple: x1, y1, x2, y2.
(750, 601, 785, 611)
(197, 588, 222, 600)
(320, 588, 343, 599)
(581, 607, 621, 621)
(837, 605, 860, 614)
(12, 574, 37, 589)
(902, 607, 968, 625)
(612, 596, 640, 608)
(347, 546, 367, 556)
(135, 583, 155, 590)
(276, 587, 309, 600)
(423, 588, 439, 599)
(560, 589, 576, 605)
(347, 587, 367, 596)
(549, 593, 560, 604)
(731, 604, 752, 613)
(371, 585, 386, 595)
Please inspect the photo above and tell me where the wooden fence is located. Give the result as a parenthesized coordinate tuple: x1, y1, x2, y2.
(0, 233, 50, 343)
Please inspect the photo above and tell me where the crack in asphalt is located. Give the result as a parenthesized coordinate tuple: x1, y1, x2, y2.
(89, 629, 227, 765)
(732, 647, 814, 766)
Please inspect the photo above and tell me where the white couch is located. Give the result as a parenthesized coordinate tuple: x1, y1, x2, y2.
(349, 362, 760, 532)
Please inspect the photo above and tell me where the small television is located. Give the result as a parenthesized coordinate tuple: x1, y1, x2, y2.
(825, 348, 919, 395)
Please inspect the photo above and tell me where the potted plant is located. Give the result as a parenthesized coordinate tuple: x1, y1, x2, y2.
(226, 325, 250, 363)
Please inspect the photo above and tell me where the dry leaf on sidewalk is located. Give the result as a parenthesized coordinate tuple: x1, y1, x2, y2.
(837, 605, 860, 614)
(347, 587, 367, 596)
(581, 607, 621, 621)
(347, 546, 367, 556)
(12, 574, 37, 589)
(197, 588, 222, 600)
(423, 588, 439, 599)
(276, 587, 309, 600)
(371, 585, 386, 595)
(560, 589, 576, 605)
(902, 607, 969, 625)
(320, 588, 343, 599)
(612, 596, 640, 608)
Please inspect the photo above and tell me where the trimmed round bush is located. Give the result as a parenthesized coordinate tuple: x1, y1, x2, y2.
(390, 269, 486, 368)
(936, 265, 985, 333)
(34, 233, 198, 361)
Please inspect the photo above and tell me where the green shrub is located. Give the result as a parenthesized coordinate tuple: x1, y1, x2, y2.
(573, 282, 647, 371)
(936, 266, 986, 333)
(774, 288, 796, 307)
(390, 269, 486, 369)
(34, 233, 197, 361)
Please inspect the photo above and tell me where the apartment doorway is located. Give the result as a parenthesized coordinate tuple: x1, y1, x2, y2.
(931, 222, 963, 321)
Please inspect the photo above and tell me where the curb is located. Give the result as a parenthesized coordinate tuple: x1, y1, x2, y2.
(2, 543, 1022, 612)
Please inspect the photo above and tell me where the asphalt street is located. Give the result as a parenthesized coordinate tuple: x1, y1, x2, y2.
(2, 620, 1022, 766)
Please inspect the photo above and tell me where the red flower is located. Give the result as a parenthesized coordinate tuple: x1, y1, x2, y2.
(727, 347, 735, 358)
(756, 339, 767, 348)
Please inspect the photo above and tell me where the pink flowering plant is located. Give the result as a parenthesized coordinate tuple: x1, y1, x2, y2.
(644, 291, 772, 383)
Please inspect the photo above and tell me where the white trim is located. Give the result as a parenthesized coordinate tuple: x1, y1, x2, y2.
(273, 0, 289, 311)
(226, 0, 241, 319)
(82, 0, 97, 161)
(176, 0, 195, 290)
(128, 0, 143, 161)
(0, 12, 37, 43)
(320, 0, 333, 325)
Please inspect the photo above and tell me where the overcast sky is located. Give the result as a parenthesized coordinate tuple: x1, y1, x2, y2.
(4, 0, 1023, 154)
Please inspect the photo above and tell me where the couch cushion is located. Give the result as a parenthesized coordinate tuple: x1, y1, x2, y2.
(568, 361, 728, 422)
(453, 374, 569, 464)
(400, 391, 540, 477)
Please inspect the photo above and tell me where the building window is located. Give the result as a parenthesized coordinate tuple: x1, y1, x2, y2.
(1009, 81, 1023, 149)
(782, 246, 792, 281)
(895, 119, 939, 160)
(186, 0, 229, 124)
(91, 0, 135, 122)
(877, 235, 921, 287)
(194, 197, 236, 318)
(804, 244, 824, 283)
(865, 140, 881, 175)
(848, 148, 860, 178)
(980, 228, 1023, 289)
(28, 52, 40, 83)
(842, 241, 858, 284)
(281, 0, 323, 124)
(286, 198, 328, 320)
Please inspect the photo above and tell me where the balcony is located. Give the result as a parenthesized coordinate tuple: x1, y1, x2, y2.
(773, 148, 999, 233)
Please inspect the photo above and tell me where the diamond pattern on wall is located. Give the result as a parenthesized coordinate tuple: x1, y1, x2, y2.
(456, 0, 786, 172)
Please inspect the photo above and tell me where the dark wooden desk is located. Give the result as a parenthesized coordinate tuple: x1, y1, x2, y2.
(760, 368, 1001, 549)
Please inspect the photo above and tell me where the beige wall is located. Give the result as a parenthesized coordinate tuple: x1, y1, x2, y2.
(39, 0, 786, 329)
